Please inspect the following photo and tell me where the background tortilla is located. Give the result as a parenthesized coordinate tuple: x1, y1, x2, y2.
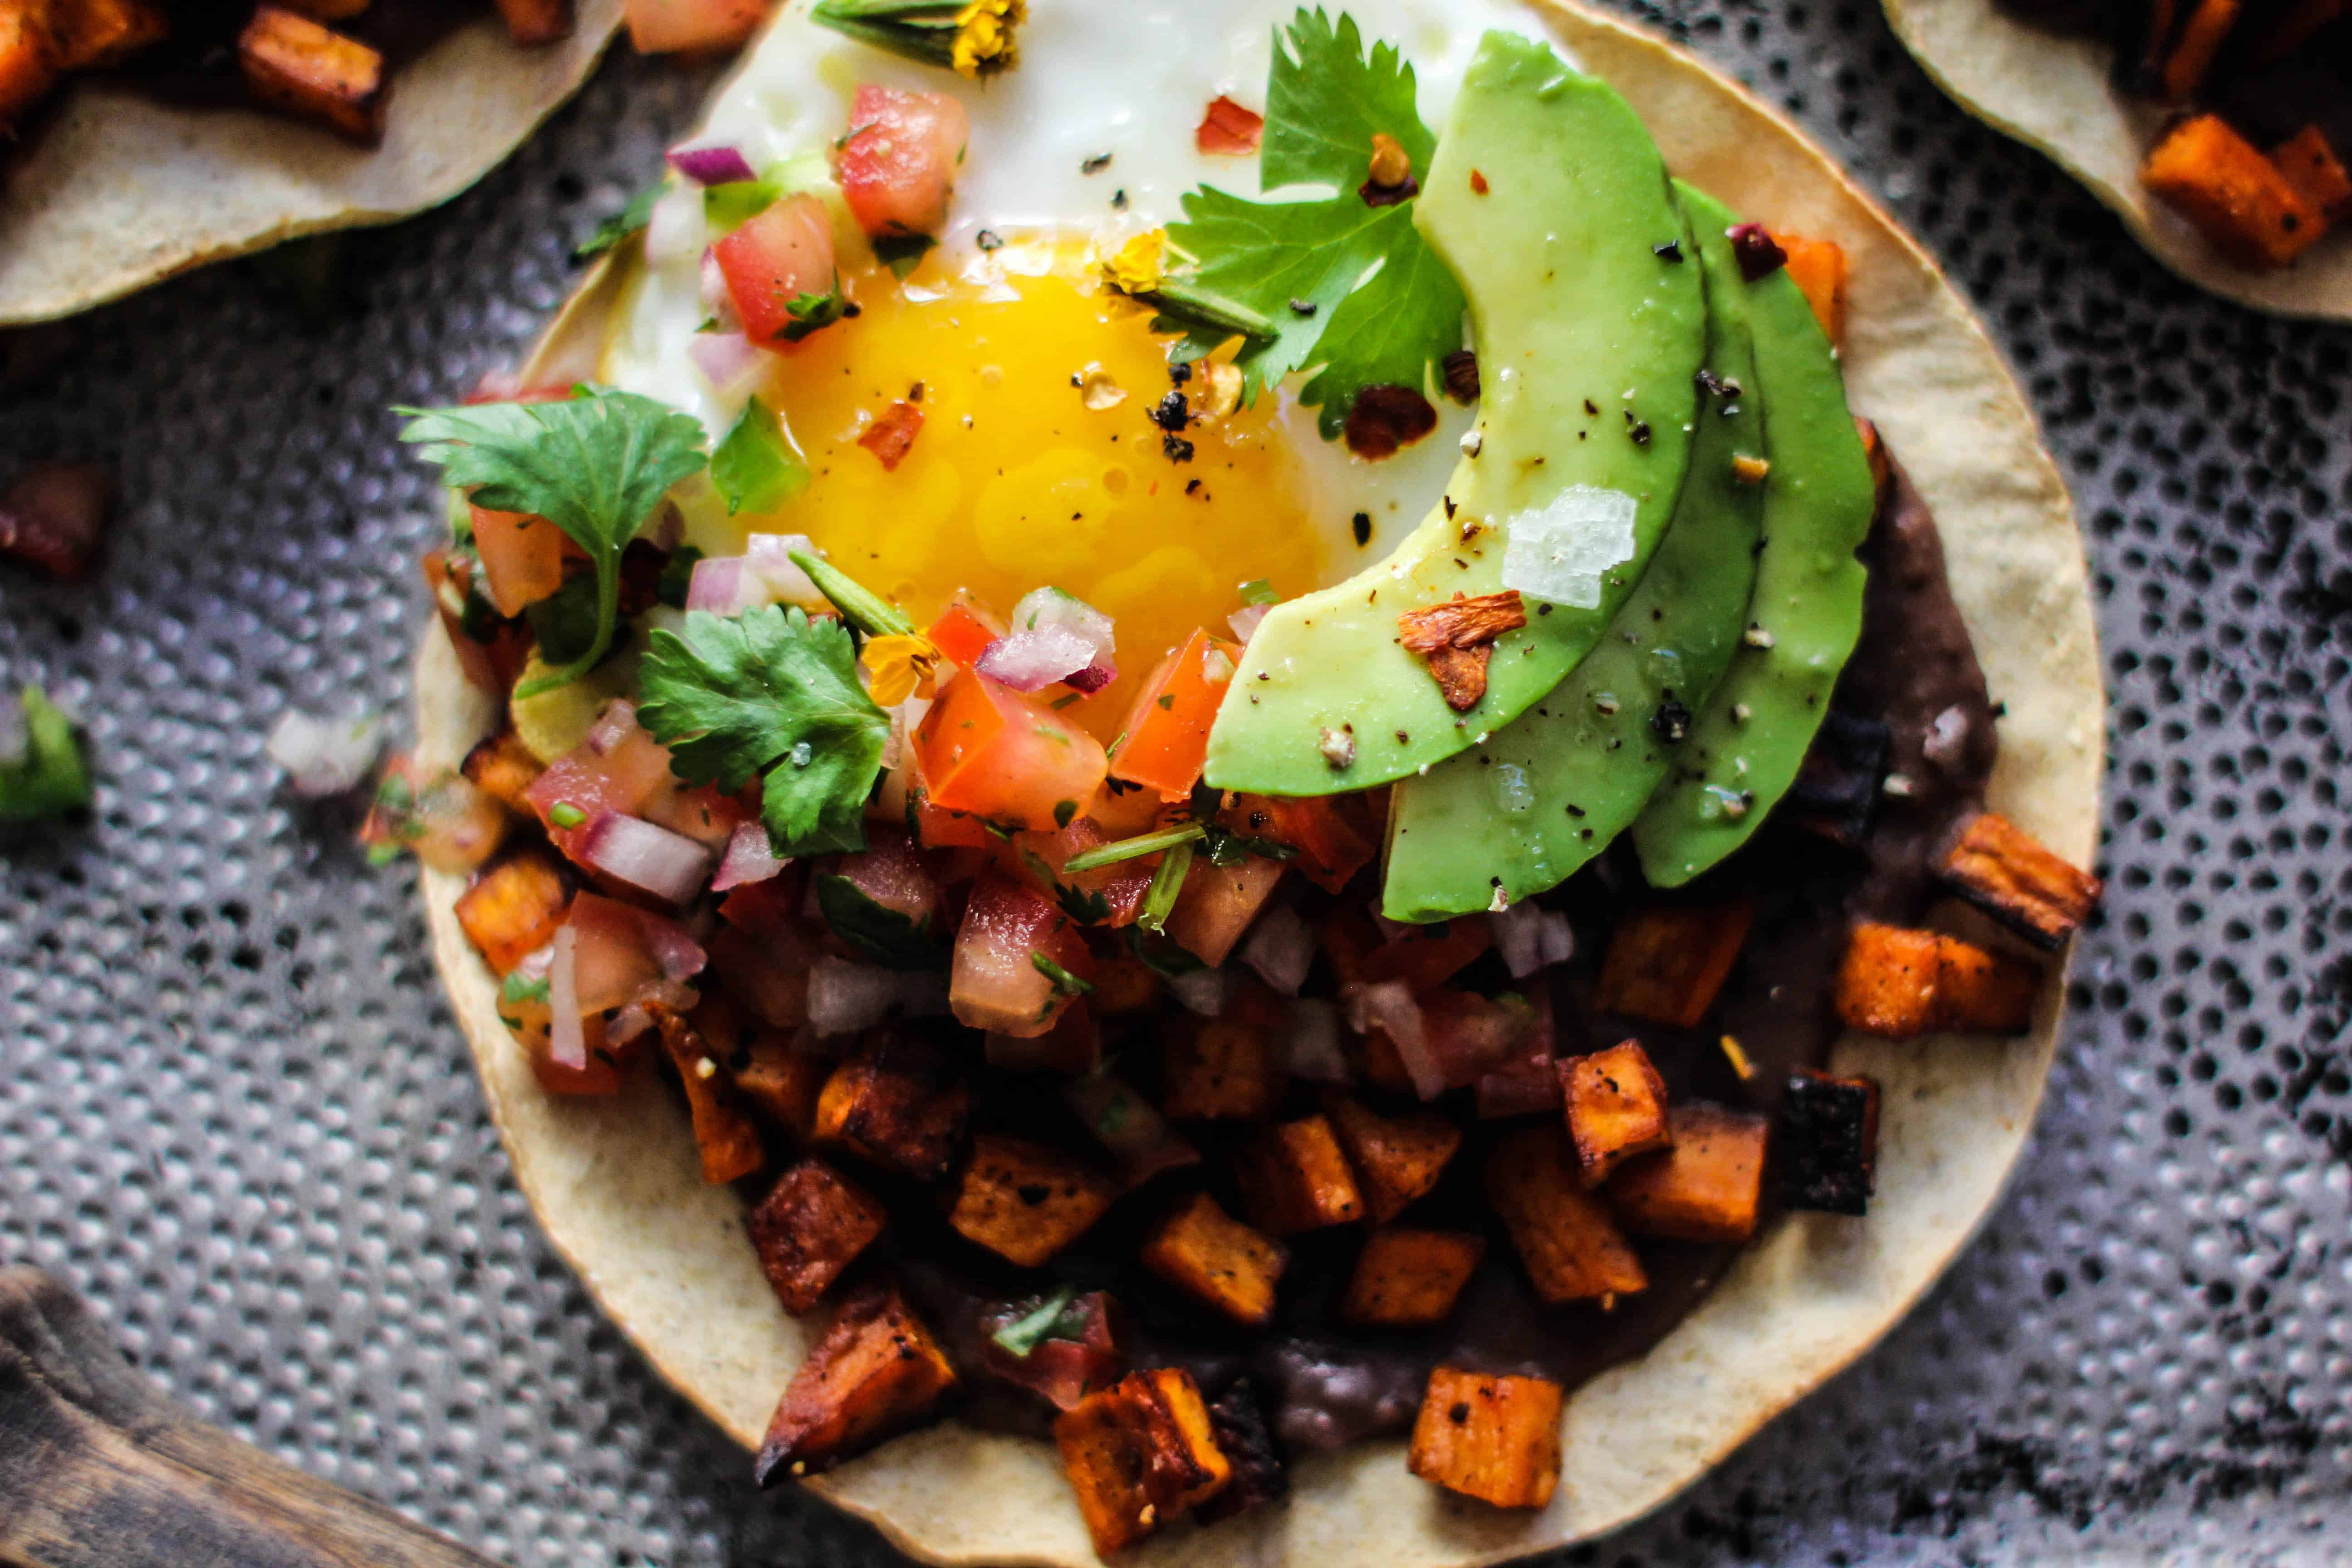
(0, 0, 622, 328)
(1882, 0, 2352, 320)
(416, 3, 2106, 1561)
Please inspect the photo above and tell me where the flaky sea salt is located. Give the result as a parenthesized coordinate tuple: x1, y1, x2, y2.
(1500, 485, 1637, 609)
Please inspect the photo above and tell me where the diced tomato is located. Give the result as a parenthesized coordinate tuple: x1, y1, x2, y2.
(1106, 628, 1242, 802)
(1086, 779, 1171, 840)
(1196, 95, 1264, 156)
(714, 193, 839, 349)
(1222, 793, 1374, 894)
(471, 504, 564, 617)
(985, 1001, 1102, 1075)
(951, 873, 1096, 1037)
(827, 823, 947, 930)
(719, 863, 807, 934)
(624, 0, 766, 54)
(1016, 816, 1155, 928)
(421, 550, 530, 696)
(521, 1013, 624, 1096)
(1367, 918, 1494, 991)
(908, 784, 997, 849)
(977, 1289, 1124, 1411)
(1163, 853, 1285, 968)
(834, 83, 970, 240)
(1419, 989, 1537, 1088)
(525, 703, 675, 858)
(641, 781, 750, 852)
(363, 755, 508, 873)
(914, 670, 1109, 832)
(926, 594, 1005, 670)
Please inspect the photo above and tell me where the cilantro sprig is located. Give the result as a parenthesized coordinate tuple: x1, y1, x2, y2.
(0, 686, 91, 823)
(397, 388, 708, 699)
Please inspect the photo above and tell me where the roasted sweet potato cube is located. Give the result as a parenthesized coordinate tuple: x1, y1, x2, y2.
(491, 0, 570, 44)
(454, 849, 568, 976)
(1323, 1093, 1461, 1222)
(1935, 934, 2042, 1034)
(948, 1135, 1118, 1267)
(1937, 812, 2102, 951)
(1486, 1125, 1647, 1303)
(735, 1032, 827, 1142)
(1835, 923, 2042, 1038)
(755, 1279, 957, 1484)
(1777, 233, 1848, 348)
(1779, 1070, 1880, 1216)
(52, 0, 167, 67)
(1140, 1191, 1287, 1326)
(2156, 0, 2238, 99)
(660, 1014, 765, 1185)
(1595, 902, 1754, 1029)
(1341, 1227, 1485, 1327)
(1238, 1114, 1364, 1234)
(1054, 1367, 1233, 1554)
(1560, 1040, 1671, 1187)
(1407, 1367, 1563, 1509)
(814, 1039, 969, 1180)
(274, 0, 370, 22)
(462, 730, 544, 813)
(749, 1159, 887, 1313)
(2274, 126, 2352, 223)
(0, 0, 61, 128)
(1194, 1379, 1286, 1524)
(2141, 113, 2326, 270)
(1607, 1102, 1770, 1245)
(1161, 1012, 1282, 1120)
(237, 5, 387, 145)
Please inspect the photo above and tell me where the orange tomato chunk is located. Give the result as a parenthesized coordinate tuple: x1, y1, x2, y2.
(1107, 629, 1242, 802)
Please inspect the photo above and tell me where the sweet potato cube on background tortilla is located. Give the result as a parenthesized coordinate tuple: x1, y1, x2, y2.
(660, 1014, 765, 1186)
(734, 1033, 827, 1142)
(1341, 1227, 1486, 1327)
(1776, 233, 1848, 347)
(748, 1158, 887, 1313)
(2141, 114, 2326, 269)
(1934, 934, 2042, 1033)
(0, 0, 61, 127)
(1779, 1069, 1881, 1216)
(1607, 1102, 1770, 1245)
(1561, 1040, 1671, 1187)
(1407, 1367, 1564, 1509)
(1053, 1367, 1233, 1553)
(492, 0, 571, 45)
(1486, 1125, 1648, 1302)
(1238, 1114, 1364, 1234)
(1141, 1191, 1286, 1325)
(813, 1039, 969, 1180)
(1323, 1092, 1461, 1222)
(1836, 923, 2041, 1037)
(1161, 1011, 1283, 1120)
(755, 1280, 957, 1484)
(1195, 1379, 1287, 1523)
(2273, 126, 2352, 222)
(237, 5, 387, 145)
(53, 0, 167, 67)
(1937, 811, 2102, 950)
(1596, 902, 1754, 1029)
(947, 1134, 1118, 1267)
(462, 730, 544, 813)
(454, 850, 568, 976)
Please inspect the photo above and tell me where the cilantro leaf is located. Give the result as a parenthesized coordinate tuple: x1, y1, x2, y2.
(637, 606, 888, 857)
(711, 397, 810, 516)
(0, 686, 91, 823)
(816, 874, 947, 970)
(705, 174, 783, 234)
(991, 1285, 1080, 1358)
(576, 181, 665, 260)
(397, 388, 707, 697)
(780, 284, 852, 343)
(1259, 8, 1435, 191)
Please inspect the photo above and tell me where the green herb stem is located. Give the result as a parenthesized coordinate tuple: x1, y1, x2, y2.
(1059, 822, 1206, 874)
(1141, 280, 1283, 342)
(788, 549, 915, 638)
(1138, 840, 1195, 933)
(990, 1284, 1078, 1358)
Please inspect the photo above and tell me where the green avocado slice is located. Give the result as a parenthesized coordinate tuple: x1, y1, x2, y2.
(1200, 29, 1705, 797)
(1630, 222, 1876, 887)
(1380, 184, 1767, 922)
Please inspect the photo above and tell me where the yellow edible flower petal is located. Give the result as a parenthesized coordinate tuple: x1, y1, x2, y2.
(1103, 230, 1167, 295)
(862, 633, 941, 707)
(952, 0, 1022, 76)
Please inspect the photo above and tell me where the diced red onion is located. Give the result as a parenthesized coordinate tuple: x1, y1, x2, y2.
(744, 534, 828, 607)
(607, 1004, 657, 1049)
(1169, 967, 1226, 1017)
(686, 331, 766, 400)
(666, 142, 757, 186)
(1227, 603, 1270, 643)
(880, 695, 931, 773)
(1009, 587, 1117, 689)
(643, 183, 708, 265)
(1475, 1051, 1560, 1119)
(975, 625, 1098, 692)
(266, 708, 382, 798)
(632, 911, 708, 984)
(807, 956, 949, 1037)
(1283, 997, 1348, 1083)
(547, 925, 587, 1071)
(685, 554, 768, 615)
(1240, 903, 1313, 996)
(586, 699, 638, 756)
(578, 811, 715, 908)
(1344, 980, 1442, 1100)
(711, 820, 784, 892)
(1489, 902, 1576, 979)
(699, 249, 743, 334)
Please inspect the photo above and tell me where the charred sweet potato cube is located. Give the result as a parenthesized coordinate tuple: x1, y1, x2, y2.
(660, 1014, 765, 1186)
(462, 730, 544, 813)
(1140, 1191, 1287, 1326)
(2155, 0, 2237, 99)
(1595, 901, 1754, 1029)
(1161, 1011, 1282, 1120)
(748, 1159, 887, 1313)
(1486, 1125, 1648, 1303)
(454, 849, 569, 976)
(0, 0, 61, 128)
(1835, 923, 2042, 1038)
(1323, 1093, 1461, 1222)
(2274, 126, 2352, 223)
(1407, 1367, 1563, 1509)
(2141, 114, 2326, 270)
(491, 0, 570, 44)
(813, 1039, 969, 1180)
(735, 1033, 827, 1142)
(1937, 812, 2102, 950)
(1194, 1378, 1287, 1524)
(1237, 1114, 1364, 1234)
(948, 1135, 1118, 1267)
(1607, 1102, 1770, 1245)
(1560, 1040, 1671, 1188)
(1776, 233, 1849, 348)
(1784, 710, 1890, 848)
(52, 0, 167, 68)
(1054, 1367, 1233, 1554)
(1779, 1070, 1880, 1216)
(237, 5, 387, 145)
(755, 1279, 958, 1484)
(1341, 1227, 1486, 1327)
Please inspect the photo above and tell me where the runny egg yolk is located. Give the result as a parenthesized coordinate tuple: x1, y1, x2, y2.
(734, 240, 1325, 734)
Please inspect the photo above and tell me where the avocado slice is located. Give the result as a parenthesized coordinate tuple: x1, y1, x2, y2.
(1200, 30, 1705, 797)
(1629, 223, 1876, 887)
(1380, 184, 1767, 922)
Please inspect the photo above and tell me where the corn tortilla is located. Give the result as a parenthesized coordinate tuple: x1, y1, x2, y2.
(416, 3, 2105, 1559)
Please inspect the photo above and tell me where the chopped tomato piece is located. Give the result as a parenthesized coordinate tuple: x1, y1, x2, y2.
(926, 594, 1005, 670)
(524, 706, 675, 858)
(714, 193, 839, 349)
(828, 823, 948, 928)
(1106, 629, 1242, 802)
(1196, 95, 1264, 156)
(421, 550, 530, 696)
(624, 0, 765, 53)
(908, 785, 997, 849)
(1221, 793, 1374, 894)
(1164, 853, 1285, 968)
(913, 670, 1109, 833)
(470, 504, 564, 617)
(951, 873, 1097, 1037)
(834, 83, 969, 240)
(1017, 816, 1156, 928)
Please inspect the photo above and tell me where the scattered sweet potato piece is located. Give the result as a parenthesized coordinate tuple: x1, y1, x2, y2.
(1237, 1114, 1364, 1234)
(454, 849, 569, 977)
(1053, 1367, 1233, 1554)
(1161, 1010, 1282, 1120)
(1595, 901, 1754, 1029)
(1606, 1102, 1770, 1245)
(1835, 922, 2041, 1037)
(491, 0, 571, 44)
(813, 1038, 969, 1180)
(1779, 1069, 1880, 1216)
(1323, 1093, 1462, 1222)
(1560, 1040, 1671, 1188)
(948, 1135, 1118, 1267)
(1341, 1227, 1486, 1327)
(1776, 233, 1849, 348)
(2156, 0, 2239, 99)
(1937, 811, 2102, 950)
(1935, 933, 2043, 1034)
(755, 1279, 957, 1484)
(2274, 126, 2352, 223)
(52, 0, 166, 68)
(273, 0, 370, 21)
(0, 0, 60, 128)
(660, 1014, 766, 1186)
(2141, 114, 2326, 270)
(748, 1158, 888, 1313)
(237, 5, 388, 145)
(462, 730, 545, 813)
(1407, 1367, 1563, 1509)
(1486, 1125, 1647, 1303)
(1140, 1191, 1286, 1326)
(734, 1032, 828, 1142)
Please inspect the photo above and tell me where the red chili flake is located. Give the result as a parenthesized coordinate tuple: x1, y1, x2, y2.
(1424, 646, 1493, 712)
(1397, 590, 1529, 655)
(1469, 169, 1489, 195)
(1196, 95, 1264, 156)
(1727, 222, 1789, 281)
(858, 402, 926, 471)
(1343, 385, 1438, 461)
(0, 461, 111, 581)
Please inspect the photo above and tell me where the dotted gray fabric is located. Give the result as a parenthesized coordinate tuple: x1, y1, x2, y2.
(2, 4, 2349, 1563)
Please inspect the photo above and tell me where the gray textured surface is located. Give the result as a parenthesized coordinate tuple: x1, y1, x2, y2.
(3, 3, 2350, 1563)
